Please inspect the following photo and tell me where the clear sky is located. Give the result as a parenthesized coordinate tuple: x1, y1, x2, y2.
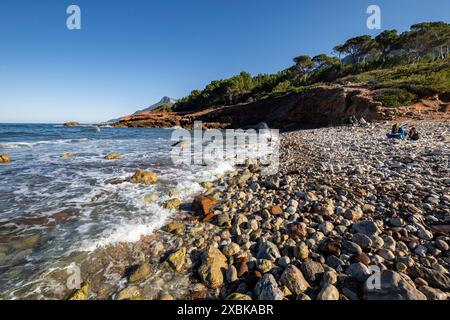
(0, 0, 449, 123)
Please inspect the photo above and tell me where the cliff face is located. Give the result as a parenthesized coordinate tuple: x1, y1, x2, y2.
(112, 84, 445, 130)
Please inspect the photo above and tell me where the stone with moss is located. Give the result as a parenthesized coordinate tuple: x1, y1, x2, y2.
(200, 181, 214, 190)
(61, 153, 75, 158)
(116, 286, 141, 300)
(225, 293, 252, 300)
(129, 262, 151, 283)
(0, 154, 11, 163)
(165, 222, 185, 235)
(130, 170, 158, 185)
(67, 281, 90, 300)
(166, 247, 186, 272)
(163, 198, 181, 210)
(104, 153, 122, 160)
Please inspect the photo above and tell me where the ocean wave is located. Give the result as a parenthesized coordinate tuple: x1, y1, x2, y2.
(0, 138, 90, 149)
(78, 203, 170, 252)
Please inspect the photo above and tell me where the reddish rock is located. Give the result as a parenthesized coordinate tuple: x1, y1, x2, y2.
(270, 205, 283, 215)
(192, 195, 218, 216)
(321, 240, 342, 256)
(355, 253, 371, 266)
(286, 222, 307, 240)
(245, 271, 262, 288)
(236, 257, 249, 278)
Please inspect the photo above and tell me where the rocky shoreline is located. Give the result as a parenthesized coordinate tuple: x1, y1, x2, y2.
(68, 121, 449, 301)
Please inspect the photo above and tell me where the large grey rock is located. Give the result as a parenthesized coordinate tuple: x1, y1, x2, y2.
(256, 241, 281, 262)
(351, 220, 380, 237)
(346, 262, 370, 282)
(254, 273, 284, 300)
(363, 271, 427, 300)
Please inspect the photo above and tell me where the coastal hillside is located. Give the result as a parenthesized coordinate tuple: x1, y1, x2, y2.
(114, 22, 450, 129)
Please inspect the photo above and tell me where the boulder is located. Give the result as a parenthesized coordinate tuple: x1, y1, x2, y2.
(130, 170, 158, 184)
(67, 281, 90, 300)
(363, 271, 427, 300)
(256, 241, 281, 261)
(61, 153, 75, 158)
(254, 273, 284, 300)
(192, 195, 218, 216)
(163, 198, 181, 210)
(408, 266, 450, 291)
(63, 122, 80, 127)
(116, 286, 141, 300)
(165, 222, 185, 235)
(317, 284, 340, 300)
(104, 153, 122, 160)
(0, 154, 11, 163)
(222, 243, 241, 257)
(346, 262, 370, 282)
(166, 248, 186, 272)
(198, 247, 228, 289)
(144, 193, 159, 203)
(418, 286, 447, 300)
(300, 259, 325, 283)
(280, 265, 310, 295)
(351, 220, 380, 237)
(129, 262, 151, 283)
(200, 181, 215, 190)
(286, 222, 307, 240)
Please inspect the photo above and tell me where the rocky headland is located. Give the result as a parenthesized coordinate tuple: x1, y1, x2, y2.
(112, 84, 450, 130)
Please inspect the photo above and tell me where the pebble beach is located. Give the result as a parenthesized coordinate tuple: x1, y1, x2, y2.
(63, 121, 450, 301)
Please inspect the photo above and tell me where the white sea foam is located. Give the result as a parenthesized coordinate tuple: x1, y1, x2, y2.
(0, 138, 90, 149)
(78, 203, 170, 251)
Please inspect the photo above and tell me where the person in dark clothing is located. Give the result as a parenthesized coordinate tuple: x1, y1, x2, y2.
(408, 127, 420, 140)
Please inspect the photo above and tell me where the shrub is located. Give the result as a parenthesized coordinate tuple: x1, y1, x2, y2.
(373, 88, 417, 108)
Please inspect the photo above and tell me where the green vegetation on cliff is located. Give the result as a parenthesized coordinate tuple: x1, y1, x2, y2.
(174, 22, 449, 112)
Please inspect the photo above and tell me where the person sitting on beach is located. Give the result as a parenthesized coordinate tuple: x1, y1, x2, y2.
(408, 127, 420, 141)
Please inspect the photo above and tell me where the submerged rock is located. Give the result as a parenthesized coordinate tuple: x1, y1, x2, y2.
(163, 198, 181, 210)
(130, 170, 158, 184)
(61, 153, 75, 158)
(104, 153, 122, 160)
(0, 154, 11, 163)
(201, 181, 215, 190)
(144, 193, 159, 203)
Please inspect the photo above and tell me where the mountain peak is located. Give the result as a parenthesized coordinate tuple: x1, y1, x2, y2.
(133, 96, 177, 115)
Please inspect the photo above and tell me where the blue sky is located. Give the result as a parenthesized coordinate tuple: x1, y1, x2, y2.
(0, 0, 449, 123)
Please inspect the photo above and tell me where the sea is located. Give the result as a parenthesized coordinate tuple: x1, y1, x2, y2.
(0, 123, 237, 299)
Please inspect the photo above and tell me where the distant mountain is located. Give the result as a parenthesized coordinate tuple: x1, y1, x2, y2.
(133, 96, 177, 115)
(104, 96, 177, 124)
